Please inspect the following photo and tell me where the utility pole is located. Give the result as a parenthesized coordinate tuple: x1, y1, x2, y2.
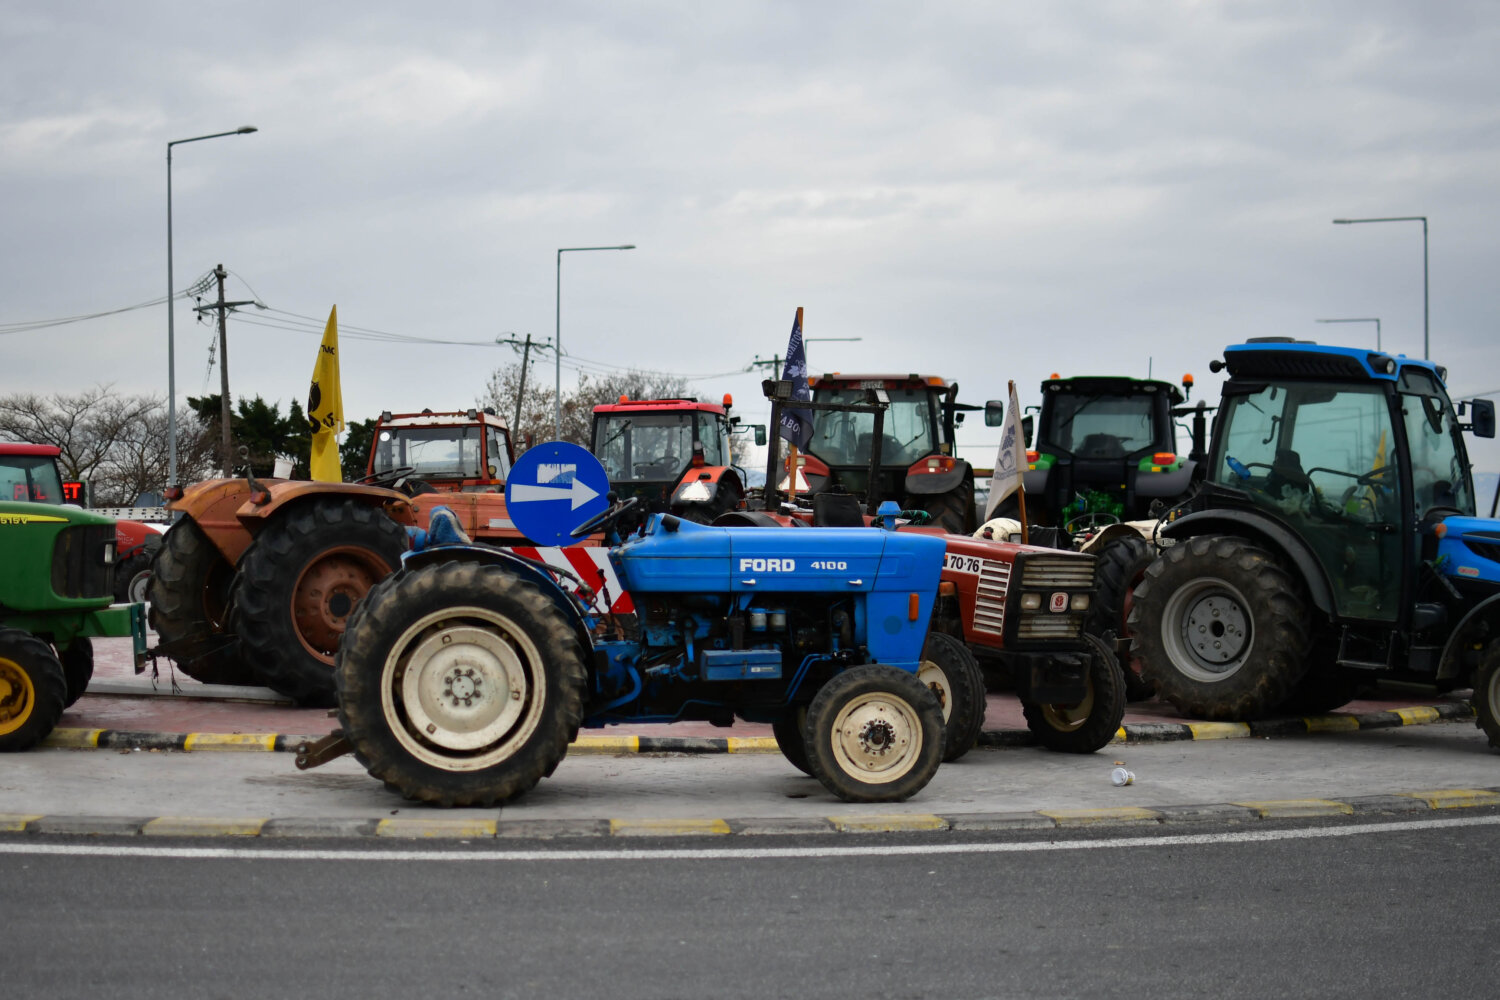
(513, 334, 533, 434)
(194, 263, 256, 477)
(751, 354, 783, 380)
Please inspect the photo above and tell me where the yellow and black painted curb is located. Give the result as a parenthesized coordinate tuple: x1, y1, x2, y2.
(3, 787, 1498, 840)
(41, 700, 1477, 755)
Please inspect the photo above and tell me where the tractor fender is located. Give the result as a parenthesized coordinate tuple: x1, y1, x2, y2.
(1159, 508, 1337, 617)
(170, 478, 416, 566)
(399, 544, 596, 656)
(1437, 593, 1500, 682)
(1078, 521, 1155, 555)
(903, 459, 972, 497)
(670, 465, 744, 506)
(112, 518, 164, 560)
(1136, 461, 1196, 499)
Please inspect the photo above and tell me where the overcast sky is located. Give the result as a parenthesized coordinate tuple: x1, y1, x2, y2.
(3, 1, 1498, 487)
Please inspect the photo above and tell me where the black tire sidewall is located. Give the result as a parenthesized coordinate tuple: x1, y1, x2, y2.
(146, 518, 253, 685)
(919, 631, 986, 761)
(55, 637, 93, 708)
(0, 628, 67, 752)
(1020, 633, 1126, 753)
(335, 560, 588, 807)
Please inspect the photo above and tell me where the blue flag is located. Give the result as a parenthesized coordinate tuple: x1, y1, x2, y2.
(778, 307, 813, 450)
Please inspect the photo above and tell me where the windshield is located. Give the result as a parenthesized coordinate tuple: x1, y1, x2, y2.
(593, 412, 697, 482)
(809, 386, 938, 466)
(376, 426, 484, 480)
(0, 454, 64, 503)
(1043, 391, 1159, 458)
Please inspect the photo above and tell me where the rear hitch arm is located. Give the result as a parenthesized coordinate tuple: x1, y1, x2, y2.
(294, 731, 353, 770)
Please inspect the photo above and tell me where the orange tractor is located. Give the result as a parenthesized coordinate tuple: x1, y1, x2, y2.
(148, 408, 555, 705)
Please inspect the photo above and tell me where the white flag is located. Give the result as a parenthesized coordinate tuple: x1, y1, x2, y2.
(984, 380, 1027, 521)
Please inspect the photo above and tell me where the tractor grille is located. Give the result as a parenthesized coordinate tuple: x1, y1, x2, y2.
(971, 558, 1011, 635)
(1464, 538, 1500, 566)
(1017, 553, 1096, 590)
(51, 524, 114, 600)
(1016, 612, 1088, 641)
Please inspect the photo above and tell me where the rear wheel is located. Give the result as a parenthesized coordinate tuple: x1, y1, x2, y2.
(1129, 535, 1309, 721)
(1021, 634, 1126, 753)
(1474, 641, 1500, 750)
(147, 517, 257, 686)
(335, 559, 589, 807)
(234, 499, 406, 706)
(1087, 534, 1157, 701)
(911, 479, 976, 535)
(917, 631, 986, 762)
(56, 638, 93, 708)
(0, 628, 67, 752)
(803, 665, 944, 803)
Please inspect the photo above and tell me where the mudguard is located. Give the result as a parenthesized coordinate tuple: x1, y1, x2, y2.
(1160, 508, 1337, 617)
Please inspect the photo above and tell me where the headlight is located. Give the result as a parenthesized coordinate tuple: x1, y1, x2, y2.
(1070, 593, 1090, 611)
(103, 541, 116, 565)
(1020, 593, 1042, 610)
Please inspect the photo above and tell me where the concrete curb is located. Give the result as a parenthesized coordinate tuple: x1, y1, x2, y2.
(3, 787, 1498, 840)
(43, 700, 1477, 755)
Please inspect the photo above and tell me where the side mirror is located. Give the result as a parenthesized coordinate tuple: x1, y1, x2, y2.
(984, 400, 1004, 427)
(1022, 414, 1034, 448)
(755, 425, 768, 446)
(954, 412, 965, 426)
(1467, 398, 1496, 439)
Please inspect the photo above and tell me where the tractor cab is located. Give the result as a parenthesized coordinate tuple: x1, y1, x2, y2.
(368, 409, 514, 492)
(798, 374, 978, 534)
(0, 443, 68, 504)
(589, 396, 757, 523)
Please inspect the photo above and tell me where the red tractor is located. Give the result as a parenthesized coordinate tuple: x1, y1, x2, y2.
(787, 373, 980, 534)
(149, 407, 565, 706)
(0, 442, 165, 604)
(590, 394, 763, 524)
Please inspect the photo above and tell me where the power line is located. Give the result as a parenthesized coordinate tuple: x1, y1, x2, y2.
(0, 272, 216, 335)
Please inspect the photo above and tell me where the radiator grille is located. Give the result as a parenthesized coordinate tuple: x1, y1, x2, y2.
(971, 558, 1011, 634)
(1018, 553, 1095, 590)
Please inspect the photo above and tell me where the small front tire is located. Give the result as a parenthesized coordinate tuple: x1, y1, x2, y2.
(1021, 634, 1126, 753)
(1474, 641, 1500, 751)
(917, 631, 986, 762)
(803, 665, 944, 803)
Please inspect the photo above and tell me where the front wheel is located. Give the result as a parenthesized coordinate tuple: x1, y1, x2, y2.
(1021, 634, 1126, 753)
(147, 517, 256, 686)
(917, 631, 986, 762)
(1474, 641, 1500, 750)
(335, 559, 589, 807)
(114, 550, 154, 605)
(56, 638, 93, 708)
(772, 706, 812, 775)
(1129, 535, 1309, 720)
(0, 628, 67, 752)
(803, 665, 944, 803)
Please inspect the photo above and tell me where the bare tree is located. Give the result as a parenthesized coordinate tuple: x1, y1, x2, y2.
(0, 385, 213, 505)
(481, 364, 694, 454)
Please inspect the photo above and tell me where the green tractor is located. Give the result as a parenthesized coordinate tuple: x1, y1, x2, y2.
(0, 500, 147, 751)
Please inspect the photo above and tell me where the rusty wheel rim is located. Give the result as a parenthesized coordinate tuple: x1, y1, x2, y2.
(291, 546, 393, 662)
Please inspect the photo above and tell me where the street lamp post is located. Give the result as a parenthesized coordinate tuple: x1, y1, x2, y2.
(554, 244, 635, 439)
(1332, 216, 1428, 359)
(1315, 317, 1382, 351)
(166, 125, 257, 488)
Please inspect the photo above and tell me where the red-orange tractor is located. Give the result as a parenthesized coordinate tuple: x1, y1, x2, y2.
(148, 407, 551, 706)
(787, 373, 980, 534)
(589, 394, 764, 525)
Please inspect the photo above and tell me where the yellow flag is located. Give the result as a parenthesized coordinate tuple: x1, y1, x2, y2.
(308, 306, 344, 482)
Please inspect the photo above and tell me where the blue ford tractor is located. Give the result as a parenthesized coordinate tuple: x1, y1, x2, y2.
(297, 495, 962, 804)
(1129, 339, 1500, 742)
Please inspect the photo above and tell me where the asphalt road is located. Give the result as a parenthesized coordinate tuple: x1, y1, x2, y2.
(4, 814, 1497, 999)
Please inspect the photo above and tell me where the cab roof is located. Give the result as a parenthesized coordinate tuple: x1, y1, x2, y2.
(0, 442, 62, 457)
(808, 373, 953, 390)
(1042, 375, 1185, 406)
(1223, 339, 1447, 385)
(377, 409, 510, 430)
(593, 398, 727, 415)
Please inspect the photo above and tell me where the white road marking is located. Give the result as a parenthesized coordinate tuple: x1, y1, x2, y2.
(1, 813, 1496, 863)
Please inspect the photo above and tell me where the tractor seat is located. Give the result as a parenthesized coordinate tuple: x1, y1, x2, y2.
(813, 491, 865, 527)
(1077, 433, 1125, 459)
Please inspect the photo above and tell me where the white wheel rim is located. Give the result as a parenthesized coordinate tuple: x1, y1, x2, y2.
(830, 691, 923, 785)
(916, 660, 955, 724)
(126, 570, 151, 605)
(380, 606, 547, 771)
(1041, 677, 1095, 731)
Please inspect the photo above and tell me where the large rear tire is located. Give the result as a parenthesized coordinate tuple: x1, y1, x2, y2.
(335, 559, 589, 807)
(1087, 534, 1157, 702)
(917, 631, 986, 762)
(1474, 641, 1500, 751)
(1129, 535, 1309, 721)
(0, 628, 67, 752)
(1021, 634, 1126, 753)
(803, 665, 944, 803)
(234, 499, 406, 706)
(912, 479, 976, 535)
(147, 517, 257, 686)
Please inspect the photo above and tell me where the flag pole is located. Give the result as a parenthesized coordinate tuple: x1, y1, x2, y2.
(1010, 380, 1029, 544)
(786, 444, 799, 506)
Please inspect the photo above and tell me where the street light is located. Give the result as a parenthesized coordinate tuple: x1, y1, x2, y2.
(166, 125, 257, 488)
(555, 244, 635, 439)
(1315, 317, 1382, 351)
(1332, 216, 1428, 360)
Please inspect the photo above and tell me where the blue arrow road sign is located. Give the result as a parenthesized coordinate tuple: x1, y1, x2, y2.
(505, 441, 612, 546)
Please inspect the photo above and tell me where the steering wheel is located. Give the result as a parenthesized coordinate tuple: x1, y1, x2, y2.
(570, 496, 641, 539)
(1356, 465, 1394, 487)
(356, 466, 417, 489)
(1063, 510, 1120, 538)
